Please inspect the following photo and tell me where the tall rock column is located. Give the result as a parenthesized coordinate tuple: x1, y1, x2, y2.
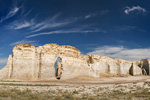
(11, 44, 36, 80)
(140, 59, 150, 75)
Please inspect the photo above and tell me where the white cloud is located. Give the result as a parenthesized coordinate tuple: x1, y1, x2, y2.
(85, 15, 92, 19)
(116, 26, 136, 31)
(21, 9, 32, 17)
(4, 11, 106, 38)
(0, 54, 7, 66)
(87, 46, 150, 61)
(85, 10, 108, 19)
(9, 40, 39, 46)
(7, 20, 34, 30)
(0, 7, 19, 23)
(26, 29, 105, 38)
(0, 58, 8, 65)
(0, 57, 8, 68)
(124, 6, 147, 14)
(31, 21, 71, 33)
(30, 13, 61, 30)
(15, 22, 31, 29)
(30, 14, 74, 32)
(8, 13, 73, 31)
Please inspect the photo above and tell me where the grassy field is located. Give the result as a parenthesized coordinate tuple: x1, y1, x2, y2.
(0, 85, 149, 100)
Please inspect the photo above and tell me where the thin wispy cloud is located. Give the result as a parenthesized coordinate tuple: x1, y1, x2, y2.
(88, 46, 150, 61)
(85, 10, 108, 19)
(31, 20, 72, 33)
(3, 7, 107, 39)
(0, 7, 19, 23)
(116, 26, 136, 31)
(7, 13, 74, 32)
(31, 13, 61, 30)
(9, 40, 39, 46)
(15, 21, 32, 29)
(21, 8, 32, 17)
(30, 14, 75, 33)
(26, 29, 105, 38)
(124, 6, 147, 14)
(85, 14, 94, 19)
(114, 25, 147, 33)
(7, 20, 34, 30)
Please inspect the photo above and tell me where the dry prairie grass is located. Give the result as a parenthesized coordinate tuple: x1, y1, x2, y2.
(0, 84, 149, 100)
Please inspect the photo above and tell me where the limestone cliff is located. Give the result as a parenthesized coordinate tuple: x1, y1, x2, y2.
(0, 43, 147, 80)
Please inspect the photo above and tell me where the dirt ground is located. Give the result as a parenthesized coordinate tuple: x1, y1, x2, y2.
(0, 76, 150, 92)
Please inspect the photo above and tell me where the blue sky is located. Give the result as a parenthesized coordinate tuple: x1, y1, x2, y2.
(0, 0, 150, 68)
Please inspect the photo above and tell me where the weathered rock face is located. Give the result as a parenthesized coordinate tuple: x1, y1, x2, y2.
(0, 43, 146, 80)
(11, 44, 36, 80)
(140, 59, 150, 75)
(0, 55, 12, 79)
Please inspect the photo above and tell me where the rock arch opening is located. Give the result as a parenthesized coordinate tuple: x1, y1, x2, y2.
(54, 57, 62, 80)
(129, 63, 133, 76)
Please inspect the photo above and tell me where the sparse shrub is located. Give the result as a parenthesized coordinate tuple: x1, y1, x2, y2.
(72, 90, 79, 94)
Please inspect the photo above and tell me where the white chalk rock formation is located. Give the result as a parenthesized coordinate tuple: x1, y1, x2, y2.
(0, 43, 145, 80)
(140, 59, 150, 75)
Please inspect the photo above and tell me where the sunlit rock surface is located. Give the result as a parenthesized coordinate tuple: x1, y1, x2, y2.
(0, 43, 147, 80)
